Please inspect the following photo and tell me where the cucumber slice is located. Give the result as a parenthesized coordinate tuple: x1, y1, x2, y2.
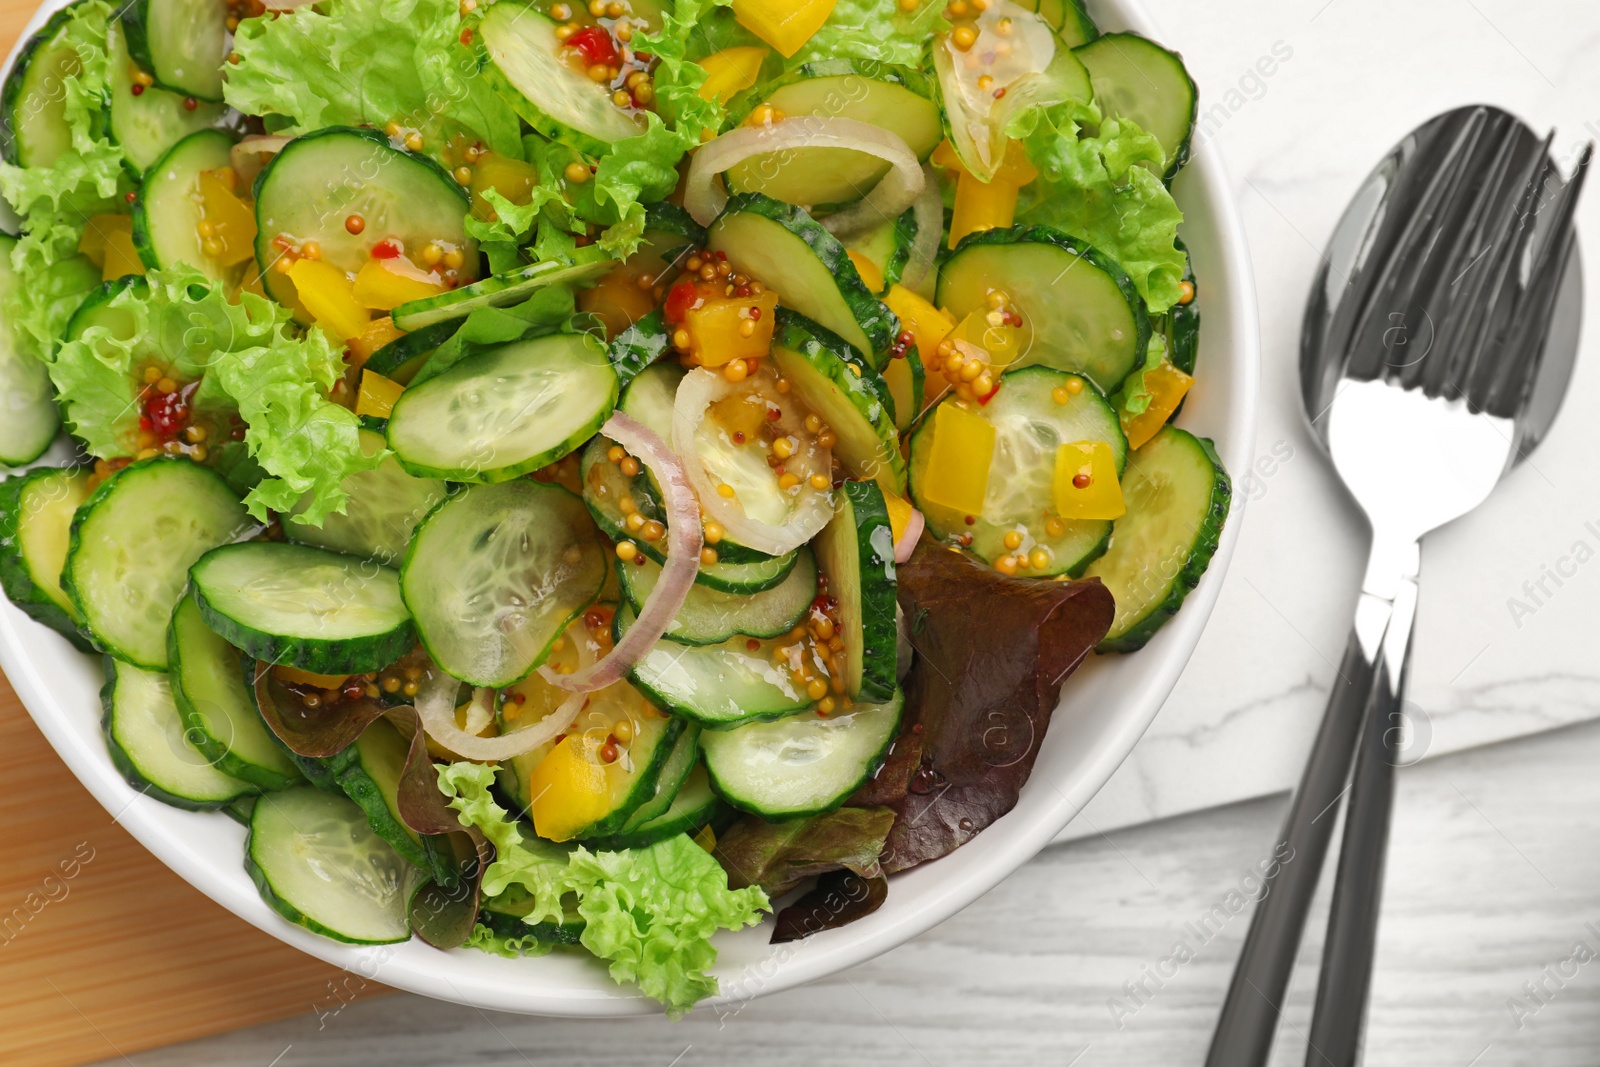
(618, 603, 813, 728)
(1164, 238, 1199, 375)
(586, 763, 721, 850)
(618, 547, 817, 646)
(253, 128, 477, 319)
(475, 0, 647, 155)
(814, 481, 897, 702)
(102, 658, 256, 809)
(842, 209, 917, 295)
(64, 458, 252, 670)
(391, 259, 615, 333)
(168, 595, 302, 791)
(364, 321, 459, 386)
(936, 226, 1151, 394)
(402, 481, 607, 687)
(0, 234, 61, 464)
(107, 21, 223, 172)
(387, 332, 618, 483)
(336, 716, 451, 879)
(224, 795, 257, 825)
(0, 467, 93, 648)
(63, 275, 143, 341)
(132, 129, 236, 282)
(0, 4, 94, 167)
(701, 689, 904, 819)
(1074, 33, 1198, 179)
(909, 366, 1125, 577)
(612, 723, 699, 829)
(285, 429, 447, 566)
(1083, 426, 1231, 652)
(707, 193, 897, 364)
(1017, 0, 1098, 44)
(246, 785, 414, 945)
(478, 877, 585, 945)
(190, 542, 416, 675)
(579, 436, 799, 594)
(768, 310, 906, 493)
(883, 347, 926, 434)
(726, 62, 942, 208)
(609, 309, 672, 390)
(121, 0, 227, 101)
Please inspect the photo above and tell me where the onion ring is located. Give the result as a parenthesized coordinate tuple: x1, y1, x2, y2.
(230, 135, 291, 188)
(414, 666, 585, 762)
(901, 164, 942, 292)
(893, 508, 925, 564)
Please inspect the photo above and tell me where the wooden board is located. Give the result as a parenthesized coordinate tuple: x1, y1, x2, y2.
(0, 668, 389, 1067)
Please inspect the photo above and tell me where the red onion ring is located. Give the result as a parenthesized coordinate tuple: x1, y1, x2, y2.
(414, 668, 585, 762)
(893, 508, 925, 564)
(541, 412, 703, 694)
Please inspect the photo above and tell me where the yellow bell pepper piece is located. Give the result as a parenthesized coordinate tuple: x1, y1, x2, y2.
(288, 258, 371, 341)
(846, 250, 885, 294)
(77, 214, 130, 268)
(697, 46, 768, 101)
(1052, 440, 1125, 520)
(197, 168, 257, 267)
(271, 665, 350, 690)
(684, 289, 780, 366)
(102, 228, 145, 282)
(732, 0, 837, 57)
(920, 402, 995, 516)
(883, 489, 915, 545)
(577, 264, 660, 338)
(692, 823, 718, 852)
(526, 734, 620, 842)
(352, 257, 446, 311)
(356, 369, 405, 419)
(884, 284, 956, 360)
(469, 151, 542, 221)
(1121, 361, 1195, 450)
(346, 316, 405, 367)
(234, 262, 268, 303)
(933, 139, 1038, 248)
(947, 304, 1025, 369)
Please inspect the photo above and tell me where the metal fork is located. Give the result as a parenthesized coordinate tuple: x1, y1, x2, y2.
(1207, 106, 1592, 1067)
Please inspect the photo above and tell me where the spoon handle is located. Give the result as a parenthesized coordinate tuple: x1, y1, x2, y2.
(1305, 577, 1419, 1065)
(1205, 591, 1396, 1067)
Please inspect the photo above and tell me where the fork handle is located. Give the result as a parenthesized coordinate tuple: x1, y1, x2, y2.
(1205, 591, 1397, 1067)
(1305, 577, 1419, 1066)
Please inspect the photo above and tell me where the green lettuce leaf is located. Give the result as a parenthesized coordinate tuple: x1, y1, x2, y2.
(1111, 331, 1169, 419)
(49, 267, 379, 523)
(1009, 101, 1187, 315)
(225, 0, 524, 160)
(788, 0, 949, 71)
(438, 761, 769, 1017)
(464, 922, 555, 959)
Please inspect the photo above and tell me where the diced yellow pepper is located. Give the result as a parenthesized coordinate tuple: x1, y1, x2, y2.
(1052, 440, 1125, 520)
(469, 151, 542, 221)
(684, 289, 780, 366)
(948, 304, 1024, 369)
(577, 265, 659, 338)
(846, 249, 885, 293)
(1121, 361, 1195, 450)
(288, 258, 371, 341)
(356, 369, 405, 419)
(102, 228, 145, 282)
(352, 257, 446, 311)
(197, 168, 257, 267)
(526, 734, 619, 842)
(884, 284, 956, 360)
(234, 262, 268, 303)
(77, 214, 130, 268)
(692, 823, 718, 852)
(732, 0, 837, 57)
(697, 46, 769, 102)
(920, 402, 995, 515)
(271, 665, 350, 689)
(933, 139, 1038, 248)
(346, 316, 405, 367)
(883, 489, 915, 545)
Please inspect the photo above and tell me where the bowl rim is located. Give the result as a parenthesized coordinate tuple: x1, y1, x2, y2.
(0, 0, 1261, 1018)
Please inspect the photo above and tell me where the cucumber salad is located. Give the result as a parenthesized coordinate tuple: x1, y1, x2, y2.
(0, 0, 1229, 1016)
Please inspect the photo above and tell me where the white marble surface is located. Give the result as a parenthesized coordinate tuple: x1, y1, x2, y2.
(88, 0, 1600, 1061)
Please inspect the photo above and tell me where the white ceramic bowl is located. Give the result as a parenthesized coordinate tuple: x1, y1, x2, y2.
(0, 0, 1259, 1017)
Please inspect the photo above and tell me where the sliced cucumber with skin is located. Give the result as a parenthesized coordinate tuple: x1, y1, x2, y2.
(387, 332, 618, 483)
(190, 542, 416, 675)
(768, 310, 906, 493)
(937, 226, 1151, 394)
(725, 62, 943, 208)
(1165, 239, 1199, 375)
(121, 0, 227, 101)
(65, 458, 252, 670)
(1084, 427, 1230, 653)
(883, 347, 926, 434)
(701, 689, 904, 819)
(286, 430, 447, 566)
(132, 129, 237, 283)
(102, 658, 257, 809)
(336, 716, 451, 879)
(1019, 0, 1097, 45)
(364, 321, 459, 386)
(618, 603, 813, 728)
(610, 724, 699, 830)
(1074, 33, 1198, 180)
(910, 366, 1124, 577)
(618, 547, 817, 646)
(0, 234, 60, 464)
(814, 481, 897, 703)
(580, 436, 799, 594)
(253, 127, 477, 319)
(0, 4, 94, 167)
(474, 0, 647, 155)
(168, 594, 302, 791)
(0, 467, 92, 648)
(585, 764, 721, 850)
(391, 258, 615, 333)
(478, 878, 585, 946)
(246, 785, 414, 945)
(107, 21, 223, 172)
(707, 194, 898, 365)
(608, 309, 672, 390)
(842, 209, 917, 295)
(402, 481, 607, 687)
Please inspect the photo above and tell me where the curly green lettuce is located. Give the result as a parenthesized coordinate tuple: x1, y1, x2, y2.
(49, 267, 379, 523)
(439, 762, 769, 1017)
(788, 0, 950, 71)
(225, 0, 524, 160)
